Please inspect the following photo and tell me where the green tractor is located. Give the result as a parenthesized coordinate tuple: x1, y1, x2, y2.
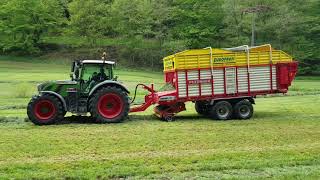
(27, 57, 130, 125)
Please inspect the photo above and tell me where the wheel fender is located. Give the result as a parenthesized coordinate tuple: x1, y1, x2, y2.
(40, 91, 67, 111)
(89, 81, 130, 97)
(248, 97, 255, 104)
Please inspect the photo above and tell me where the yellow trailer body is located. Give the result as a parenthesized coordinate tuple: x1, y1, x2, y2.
(163, 45, 293, 72)
(162, 44, 297, 101)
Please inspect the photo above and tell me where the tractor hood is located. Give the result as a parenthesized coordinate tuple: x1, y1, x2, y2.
(37, 81, 56, 92)
(37, 80, 77, 92)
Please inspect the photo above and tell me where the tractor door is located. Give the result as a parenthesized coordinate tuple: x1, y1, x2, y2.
(80, 64, 97, 93)
(80, 64, 113, 93)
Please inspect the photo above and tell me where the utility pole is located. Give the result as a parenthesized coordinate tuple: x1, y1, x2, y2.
(251, 13, 255, 47)
(242, 5, 272, 47)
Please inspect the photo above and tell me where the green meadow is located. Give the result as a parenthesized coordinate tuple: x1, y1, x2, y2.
(0, 57, 319, 179)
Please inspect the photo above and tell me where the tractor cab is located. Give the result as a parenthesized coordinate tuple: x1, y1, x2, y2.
(70, 60, 116, 93)
(28, 56, 131, 125)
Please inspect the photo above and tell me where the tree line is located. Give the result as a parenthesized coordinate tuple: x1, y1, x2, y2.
(0, 0, 319, 74)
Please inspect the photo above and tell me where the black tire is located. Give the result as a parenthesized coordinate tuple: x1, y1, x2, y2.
(163, 115, 175, 122)
(27, 94, 65, 125)
(233, 99, 253, 119)
(195, 101, 210, 116)
(89, 86, 129, 123)
(154, 105, 172, 122)
(209, 101, 233, 120)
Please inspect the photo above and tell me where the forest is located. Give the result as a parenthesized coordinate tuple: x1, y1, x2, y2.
(0, 1, 320, 178)
(0, 0, 319, 74)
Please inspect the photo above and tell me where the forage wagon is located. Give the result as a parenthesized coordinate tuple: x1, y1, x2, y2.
(152, 44, 298, 120)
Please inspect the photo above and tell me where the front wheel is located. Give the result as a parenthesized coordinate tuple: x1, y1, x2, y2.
(89, 86, 130, 123)
(27, 94, 65, 125)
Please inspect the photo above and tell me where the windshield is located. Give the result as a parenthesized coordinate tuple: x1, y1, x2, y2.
(81, 64, 112, 81)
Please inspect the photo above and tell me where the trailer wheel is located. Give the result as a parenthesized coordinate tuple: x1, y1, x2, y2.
(164, 115, 175, 122)
(89, 86, 129, 123)
(209, 101, 233, 120)
(233, 99, 253, 119)
(27, 94, 65, 125)
(195, 101, 209, 116)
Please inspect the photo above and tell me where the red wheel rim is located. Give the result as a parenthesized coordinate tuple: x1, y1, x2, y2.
(98, 93, 124, 119)
(34, 100, 56, 121)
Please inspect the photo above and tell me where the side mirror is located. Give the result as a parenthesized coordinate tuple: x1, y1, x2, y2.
(74, 69, 79, 80)
(71, 62, 75, 72)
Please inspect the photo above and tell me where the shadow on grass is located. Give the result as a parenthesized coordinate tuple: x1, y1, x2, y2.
(0, 112, 298, 125)
(253, 112, 285, 119)
(57, 115, 161, 125)
(58, 116, 96, 124)
(58, 114, 207, 125)
(0, 114, 205, 125)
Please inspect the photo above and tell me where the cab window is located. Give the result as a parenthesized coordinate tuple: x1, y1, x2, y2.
(81, 64, 111, 81)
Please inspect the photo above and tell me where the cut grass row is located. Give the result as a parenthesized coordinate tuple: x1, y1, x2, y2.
(0, 94, 319, 178)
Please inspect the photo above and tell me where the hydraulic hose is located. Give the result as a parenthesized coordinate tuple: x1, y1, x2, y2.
(130, 84, 146, 104)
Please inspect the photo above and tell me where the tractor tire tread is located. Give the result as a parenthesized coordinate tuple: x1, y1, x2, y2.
(27, 94, 65, 125)
(89, 86, 129, 123)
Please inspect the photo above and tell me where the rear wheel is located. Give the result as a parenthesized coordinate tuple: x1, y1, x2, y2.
(89, 86, 129, 123)
(154, 105, 174, 122)
(27, 94, 65, 125)
(209, 101, 233, 120)
(233, 99, 253, 119)
(163, 114, 175, 122)
(195, 101, 210, 116)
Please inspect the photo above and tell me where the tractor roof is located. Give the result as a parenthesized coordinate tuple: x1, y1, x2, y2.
(82, 60, 115, 65)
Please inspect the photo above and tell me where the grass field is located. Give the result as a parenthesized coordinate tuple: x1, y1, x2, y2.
(0, 57, 320, 179)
